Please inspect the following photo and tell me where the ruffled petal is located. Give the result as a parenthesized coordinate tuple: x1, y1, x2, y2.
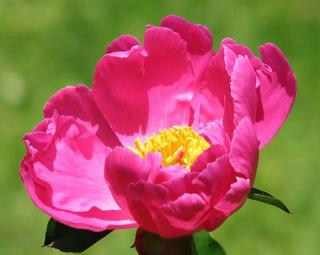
(229, 117, 259, 181)
(105, 148, 158, 209)
(214, 177, 251, 217)
(190, 145, 226, 173)
(21, 114, 136, 231)
(106, 34, 140, 54)
(126, 180, 171, 235)
(44, 84, 120, 148)
(230, 55, 258, 126)
(160, 15, 213, 55)
(93, 45, 147, 145)
(256, 43, 297, 148)
(158, 193, 209, 237)
(192, 155, 236, 203)
(191, 45, 229, 128)
(93, 27, 195, 145)
(127, 179, 209, 238)
(199, 120, 230, 148)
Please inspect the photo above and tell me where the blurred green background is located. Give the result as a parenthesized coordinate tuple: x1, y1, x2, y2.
(1, 0, 319, 254)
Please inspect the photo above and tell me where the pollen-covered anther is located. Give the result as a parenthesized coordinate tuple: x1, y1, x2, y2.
(128, 126, 210, 170)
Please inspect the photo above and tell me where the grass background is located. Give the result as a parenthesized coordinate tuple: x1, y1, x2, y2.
(0, 0, 319, 254)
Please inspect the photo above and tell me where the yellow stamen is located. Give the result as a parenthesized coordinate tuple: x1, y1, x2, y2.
(128, 126, 210, 170)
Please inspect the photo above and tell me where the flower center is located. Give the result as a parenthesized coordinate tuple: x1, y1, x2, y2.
(128, 126, 210, 170)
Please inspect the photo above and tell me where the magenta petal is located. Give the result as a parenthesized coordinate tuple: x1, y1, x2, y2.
(193, 155, 236, 203)
(222, 39, 262, 69)
(144, 26, 190, 86)
(190, 145, 226, 173)
(94, 27, 195, 144)
(229, 117, 259, 181)
(105, 147, 155, 209)
(126, 180, 170, 233)
(159, 193, 209, 237)
(21, 115, 136, 231)
(191, 47, 229, 128)
(106, 34, 140, 54)
(127, 179, 209, 238)
(214, 177, 251, 217)
(256, 43, 297, 148)
(200, 120, 230, 148)
(44, 84, 120, 148)
(143, 27, 196, 133)
(161, 15, 213, 55)
(230, 55, 258, 126)
(93, 46, 148, 145)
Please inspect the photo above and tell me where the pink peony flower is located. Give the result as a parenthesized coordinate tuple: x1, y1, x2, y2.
(21, 15, 296, 238)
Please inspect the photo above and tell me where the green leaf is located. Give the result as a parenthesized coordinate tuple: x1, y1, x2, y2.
(43, 218, 112, 253)
(134, 229, 226, 255)
(248, 187, 292, 214)
(193, 231, 226, 255)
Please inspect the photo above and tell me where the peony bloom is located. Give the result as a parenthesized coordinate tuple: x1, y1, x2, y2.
(21, 15, 296, 238)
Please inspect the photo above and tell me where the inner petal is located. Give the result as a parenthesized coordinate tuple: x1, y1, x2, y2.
(128, 126, 210, 170)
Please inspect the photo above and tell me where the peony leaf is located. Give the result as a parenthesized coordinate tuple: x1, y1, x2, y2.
(134, 229, 226, 255)
(43, 218, 112, 252)
(193, 231, 226, 255)
(248, 187, 292, 213)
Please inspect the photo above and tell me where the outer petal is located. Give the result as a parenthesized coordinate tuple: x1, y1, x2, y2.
(44, 84, 120, 148)
(21, 114, 136, 231)
(106, 34, 140, 54)
(256, 43, 297, 148)
(93, 27, 195, 145)
(93, 45, 147, 145)
(160, 15, 213, 55)
(222, 38, 262, 70)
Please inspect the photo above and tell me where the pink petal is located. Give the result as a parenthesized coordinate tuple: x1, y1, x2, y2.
(229, 117, 259, 181)
(203, 209, 226, 231)
(191, 46, 229, 128)
(21, 114, 136, 231)
(161, 171, 197, 200)
(93, 27, 195, 145)
(44, 84, 120, 148)
(93, 45, 147, 145)
(158, 193, 209, 237)
(126, 180, 171, 234)
(199, 120, 230, 148)
(149, 164, 187, 184)
(222, 38, 262, 69)
(143, 27, 196, 132)
(214, 177, 251, 217)
(128, 179, 209, 238)
(106, 34, 140, 54)
(105, 147, 156, 209)
(230, 55, 258, 126)
(190, 145, 226, 173)
(144, 27, 190, 85)
(192, 155, 236, 204)
(160, 15, 213, 55)
(256, 43, 297, 148)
